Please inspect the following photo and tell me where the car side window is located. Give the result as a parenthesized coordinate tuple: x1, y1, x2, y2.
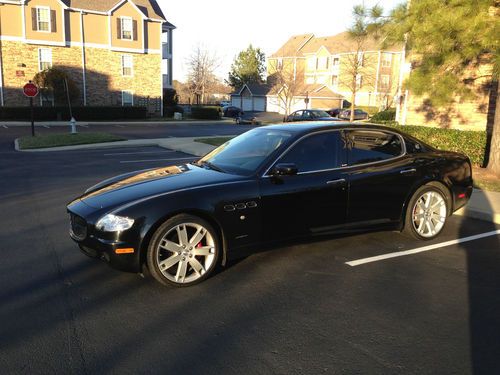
(293, 111, 303, 119)
(302, 111, 313, 119)
(346, 130, 403, 166)
(278, 132, 343, 173)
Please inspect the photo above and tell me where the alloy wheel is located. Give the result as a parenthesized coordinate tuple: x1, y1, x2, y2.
(155, 222, 216, 284)
(411, 191, 447, 238)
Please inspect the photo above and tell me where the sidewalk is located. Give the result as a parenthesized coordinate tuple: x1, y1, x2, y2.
(14, 136, 500, 225)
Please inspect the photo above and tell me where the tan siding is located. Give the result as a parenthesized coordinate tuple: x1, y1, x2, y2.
(0, 4, 23, 37)
(111, 2, 143, 50)
(67, 10, 81, 43)
(25, 0, 65, 43)
(82, 13, 108, 45)
(146, 21, 161, 50)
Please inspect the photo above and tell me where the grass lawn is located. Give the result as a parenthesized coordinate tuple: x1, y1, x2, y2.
(18, 132, 126, 150)
(195, 137, 233, 147)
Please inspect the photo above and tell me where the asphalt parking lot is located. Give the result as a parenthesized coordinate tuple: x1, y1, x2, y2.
(1, 141, 500, 374)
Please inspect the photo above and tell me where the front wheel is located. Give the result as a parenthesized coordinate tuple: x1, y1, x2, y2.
(147, 214, 221, 287)
(403, 184, 449, 240)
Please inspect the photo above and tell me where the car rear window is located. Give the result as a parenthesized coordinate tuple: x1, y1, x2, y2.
(345, 130, 403, 166)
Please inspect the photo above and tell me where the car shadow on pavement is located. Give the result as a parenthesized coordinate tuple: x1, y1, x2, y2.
(460, 199, 500, 374)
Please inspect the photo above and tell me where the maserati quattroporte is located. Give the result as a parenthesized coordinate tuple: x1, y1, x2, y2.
(68, 123, 473, 286)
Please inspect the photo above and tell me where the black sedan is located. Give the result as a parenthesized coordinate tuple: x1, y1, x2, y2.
(285, 109, 340, 122)
(68, 123, 473, 287)
(339, 108, 369, 120)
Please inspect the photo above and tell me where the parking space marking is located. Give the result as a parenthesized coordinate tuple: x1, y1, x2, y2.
(120, 157, 195, 164)
(80, 125, 89, 128)
(43, 125, 50, 128)
(104, 150, 176, 156)
(2, 125, 8, 128)
(346, 229, 500, 267)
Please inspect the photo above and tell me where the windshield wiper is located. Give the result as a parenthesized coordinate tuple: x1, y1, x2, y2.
(199, 161, 226, 173)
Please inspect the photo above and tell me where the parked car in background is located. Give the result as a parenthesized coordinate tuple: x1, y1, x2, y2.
(222, 106, 243, 118)
(326, 108, 343, 117)
(67, 123, 473, 287)
(285, 109, 340, 122)
(219, 101, 231, 107)
(339, 108, 369, 120)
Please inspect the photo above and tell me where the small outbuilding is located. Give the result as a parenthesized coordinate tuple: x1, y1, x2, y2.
(230, 83, 271, 112)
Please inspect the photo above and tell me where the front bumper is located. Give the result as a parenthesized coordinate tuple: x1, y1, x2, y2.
(69, 211, 142, 273)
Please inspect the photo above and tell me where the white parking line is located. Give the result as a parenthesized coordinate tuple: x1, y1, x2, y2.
(2, 125, 8, 128)
(80, 125, 89, 128)
(120, 157, 194, 164)
(104, 150, 176, 156)
(346, 230, 500, 267)
(43, 125, 50, 128)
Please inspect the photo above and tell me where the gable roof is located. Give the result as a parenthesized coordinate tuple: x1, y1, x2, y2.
(62, 0, 166, 21)
(271, 31, 403, 57)
(270, 34, 314, 58)
(232, 83, 272, 96)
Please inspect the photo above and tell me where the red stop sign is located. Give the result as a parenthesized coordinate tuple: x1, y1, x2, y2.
(23, 83, 39, 98)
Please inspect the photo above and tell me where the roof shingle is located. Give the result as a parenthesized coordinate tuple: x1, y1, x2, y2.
(62, 0, 166, 21)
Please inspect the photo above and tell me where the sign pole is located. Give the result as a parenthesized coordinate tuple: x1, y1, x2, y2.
(30, 97, 35, 137)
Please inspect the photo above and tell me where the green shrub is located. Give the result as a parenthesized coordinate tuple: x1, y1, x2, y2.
(0, 106, 147, 121)
(385, 124, 487, 166)
(190, 106, 221, 120)
(371, 109, 396, 123)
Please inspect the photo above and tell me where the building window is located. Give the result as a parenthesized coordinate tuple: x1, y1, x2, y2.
(317, 56, 329, 70)
(333, 57, 340, 66)
(38, 48, 52, 71)
(356, 74, 363, 89)
(381, 53, 392, 68)
(122, 90, 134, 106)
(380, 75, 391, 90)
(121, 17, 133, 40)
(357, 52, 364, 67)
(36, 7, 51, 32)
(122, 55, 133, 76)
(331, 75, 338, 87)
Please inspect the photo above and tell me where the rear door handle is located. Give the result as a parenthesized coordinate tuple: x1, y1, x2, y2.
(400, 168, 417, 175)
(327, 178, 346, 186)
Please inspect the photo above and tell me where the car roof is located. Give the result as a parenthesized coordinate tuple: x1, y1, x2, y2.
(262, 122, 407, 137)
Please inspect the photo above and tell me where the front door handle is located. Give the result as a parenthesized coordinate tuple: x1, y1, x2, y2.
(400, 168, 417, 175)
(327, 178, 346, 186)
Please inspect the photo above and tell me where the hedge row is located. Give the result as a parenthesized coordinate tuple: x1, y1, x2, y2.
(190, 106, 221, 120)
(0, 106, 147, 121)
(385, 124, 487, 166)
(370, 109, 396, 122)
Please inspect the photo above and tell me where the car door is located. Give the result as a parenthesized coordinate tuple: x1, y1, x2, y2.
(259, 130, 348, 241)
(344, 129, 422, 224)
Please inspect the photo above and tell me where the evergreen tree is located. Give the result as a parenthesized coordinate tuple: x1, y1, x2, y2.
(227, 45, 266, 89)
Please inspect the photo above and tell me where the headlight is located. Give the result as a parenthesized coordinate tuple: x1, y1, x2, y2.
(96, 214, 134, 232)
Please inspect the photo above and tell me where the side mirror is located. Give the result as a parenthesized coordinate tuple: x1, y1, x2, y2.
(271, 163, 298, 176)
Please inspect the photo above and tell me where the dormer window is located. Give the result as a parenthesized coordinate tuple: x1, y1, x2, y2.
(120, 17, 133, 40)
(32, 7, 55, 32)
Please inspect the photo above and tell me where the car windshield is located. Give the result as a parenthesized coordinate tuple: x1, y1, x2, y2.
(310, 110, 331, 118)
(196, 128, 293, 176)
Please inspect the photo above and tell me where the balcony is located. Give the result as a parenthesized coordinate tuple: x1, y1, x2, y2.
(162, 43, 171, 59)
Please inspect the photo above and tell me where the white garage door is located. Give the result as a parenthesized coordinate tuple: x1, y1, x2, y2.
(254, 97, 266, 112)
(242, 97, 253, 111)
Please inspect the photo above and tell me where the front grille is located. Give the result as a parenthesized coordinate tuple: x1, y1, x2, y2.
(70, 214, 87, 241)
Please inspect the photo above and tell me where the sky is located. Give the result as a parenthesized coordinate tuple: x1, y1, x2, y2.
(156, 0, 403, 83)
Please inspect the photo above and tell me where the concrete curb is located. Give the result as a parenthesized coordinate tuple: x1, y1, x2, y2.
(14, 136, 226, 157)
(3, 120, 234, 127)
(454, 208, 500, 225)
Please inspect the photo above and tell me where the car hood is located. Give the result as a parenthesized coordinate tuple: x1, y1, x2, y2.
(76, 164, 243, 209)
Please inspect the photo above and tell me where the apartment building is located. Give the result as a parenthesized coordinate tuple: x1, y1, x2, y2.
(267, 32, 403, 114)
(0, 0, 174, 115)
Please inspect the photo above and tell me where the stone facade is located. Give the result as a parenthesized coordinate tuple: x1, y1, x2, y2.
(0, 40, 161, 114)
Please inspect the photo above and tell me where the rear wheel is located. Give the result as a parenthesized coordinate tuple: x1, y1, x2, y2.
(147, 214, 221, 287)
(404, 184, 449, 240)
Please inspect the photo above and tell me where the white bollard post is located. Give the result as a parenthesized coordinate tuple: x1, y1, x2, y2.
(70, 117, 77, 134)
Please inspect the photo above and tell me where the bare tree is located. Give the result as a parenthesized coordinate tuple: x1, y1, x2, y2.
(186, 45, 220, 104)
(268, 57, 305, 116)
(341, 5, 385, 121)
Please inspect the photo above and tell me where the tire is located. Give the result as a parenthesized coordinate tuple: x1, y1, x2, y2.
(147, 214, 221, 287)
(403, 183, 450, 240)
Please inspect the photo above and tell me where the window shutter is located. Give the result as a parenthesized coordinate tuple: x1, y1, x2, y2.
(32, 8, 38, 31)
(133, 20, 138, 41)
(51, 10, 57, 33)
(117, 18, 122, 39)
